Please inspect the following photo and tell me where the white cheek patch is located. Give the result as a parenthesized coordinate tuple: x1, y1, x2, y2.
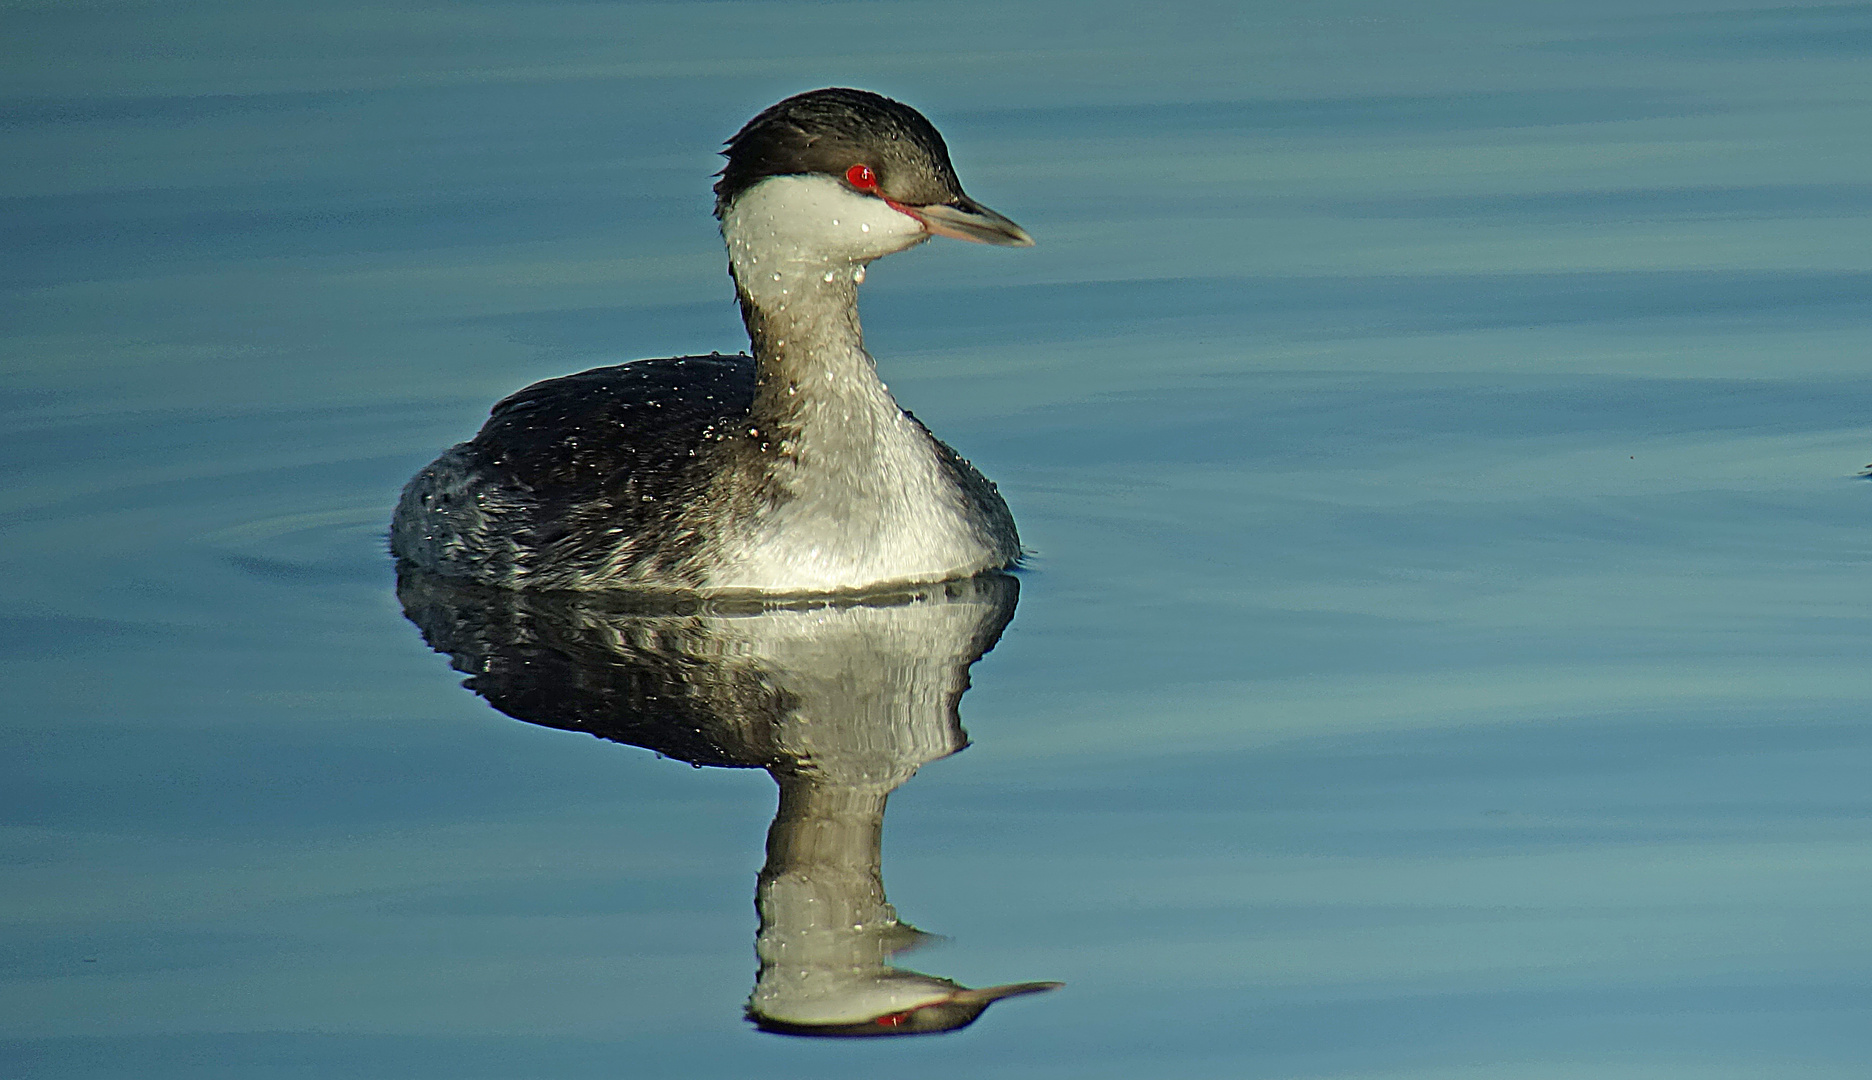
(723, 174, 926, 271)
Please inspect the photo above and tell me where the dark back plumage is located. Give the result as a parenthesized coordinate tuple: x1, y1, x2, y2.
(461, 354, 754, 584)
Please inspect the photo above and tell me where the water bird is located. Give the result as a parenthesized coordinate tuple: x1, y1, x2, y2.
(392, 88, 1032, 594)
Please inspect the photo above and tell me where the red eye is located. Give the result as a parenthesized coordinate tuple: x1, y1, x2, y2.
(874, 1011, 910, 1027)
(845, 163, 878, 191)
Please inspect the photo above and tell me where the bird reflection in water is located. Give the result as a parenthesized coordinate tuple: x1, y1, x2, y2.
(396, 569, 1061, 1037)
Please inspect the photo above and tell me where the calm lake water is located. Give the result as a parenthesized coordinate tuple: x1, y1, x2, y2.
(5, 1, 1871, 1076)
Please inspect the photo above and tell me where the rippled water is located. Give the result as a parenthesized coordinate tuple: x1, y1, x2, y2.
(5, 1, 1871, 1076)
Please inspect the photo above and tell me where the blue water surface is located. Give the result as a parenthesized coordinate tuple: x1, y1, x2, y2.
(4, 1, 1870, 1077)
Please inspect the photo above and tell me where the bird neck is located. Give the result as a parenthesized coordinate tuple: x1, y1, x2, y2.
(730, 255, 888, 428)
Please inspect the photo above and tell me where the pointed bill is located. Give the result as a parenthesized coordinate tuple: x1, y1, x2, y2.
(908, 195, 1034, 246)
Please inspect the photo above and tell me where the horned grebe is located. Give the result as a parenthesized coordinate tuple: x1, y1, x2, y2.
(391, 88, 1032, 594)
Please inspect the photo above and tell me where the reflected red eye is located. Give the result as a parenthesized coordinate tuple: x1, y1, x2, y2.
(874, 1011, 910, 1027)
(845, 163, 878, 191)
